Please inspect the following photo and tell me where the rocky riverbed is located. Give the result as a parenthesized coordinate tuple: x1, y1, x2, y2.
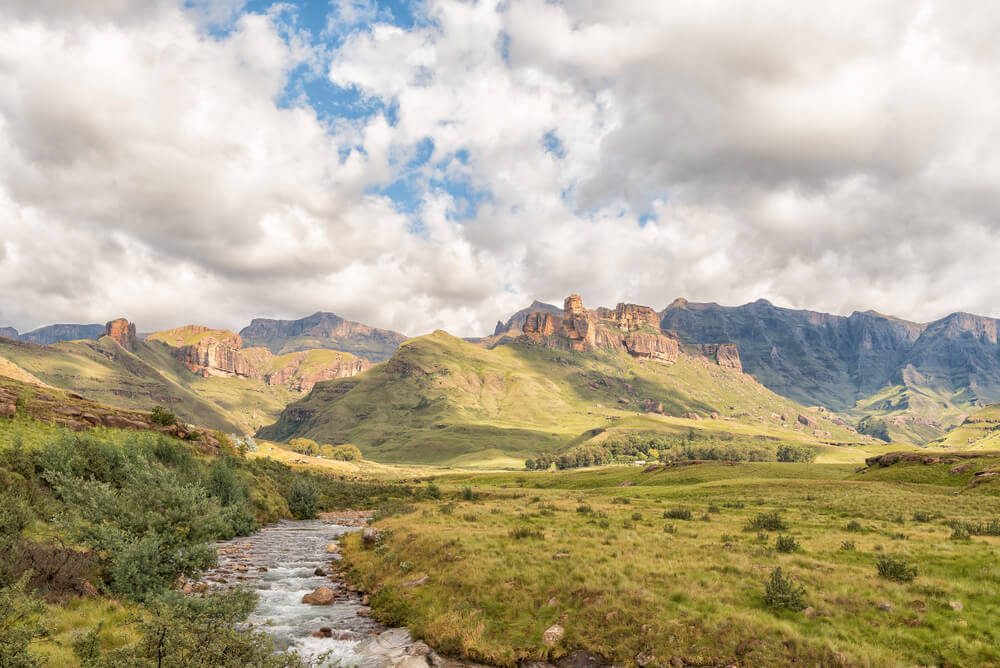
(200, 518, 491, 668)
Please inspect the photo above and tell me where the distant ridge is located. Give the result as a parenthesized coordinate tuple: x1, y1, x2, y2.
(239, 312, 407, 363)
(0, 323, 105, 345)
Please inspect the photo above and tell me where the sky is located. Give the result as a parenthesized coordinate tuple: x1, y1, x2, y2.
(1, 0, 999, 337)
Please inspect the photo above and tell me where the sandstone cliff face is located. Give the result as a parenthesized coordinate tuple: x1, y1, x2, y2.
(147, 326, 371, 390)
(521, 295, 736, 370)
(239, 312, 407, 363)
(105, 318, 137, 351)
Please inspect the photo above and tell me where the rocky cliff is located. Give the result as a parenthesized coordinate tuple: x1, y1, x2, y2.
(494, 300, 563, 335)
(239, 312, 407, 362)
(17, 323, 105, 345)
(522, 294, 736, 369)
(104, 318, 137, 351)
(146, 326, 371, 390)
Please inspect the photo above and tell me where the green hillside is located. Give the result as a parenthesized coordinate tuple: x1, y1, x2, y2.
(931, 404, 1000, 450)
(258, 331, 868, 467)
(0, 337, 295, 433)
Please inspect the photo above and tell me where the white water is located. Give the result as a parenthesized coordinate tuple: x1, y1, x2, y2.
(206, 519, 386, 667)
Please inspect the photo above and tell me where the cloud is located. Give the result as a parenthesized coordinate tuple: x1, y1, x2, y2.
(1, 0, 999, 337)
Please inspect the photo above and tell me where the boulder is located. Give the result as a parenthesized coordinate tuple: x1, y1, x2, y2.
(542, 624, 564, 646)
(362, 527, 382, 548)
(302, 586, 336, 605)
(798, 414, 819, 429)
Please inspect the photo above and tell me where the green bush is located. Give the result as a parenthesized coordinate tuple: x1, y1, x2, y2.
(284, 478, 318, 520)
(149, 405, 177, 426)
(508, 527, 544, 540)
(840, 540, 856, 551)
(287, 438, 320, 456)
(876, 555, 917, 583)
(911, 511, 933, 523)
(763, 567, 807, 610)
(0, 574, 46, 668)
(74, 589, 305, 667)
(576, 504, 593, 514)
(631, 512, 642, 521)
(663, 508, 692, 520)
(774, 535, 800, 553)
(845, 520, 863, 532)
(745, 512, 787, 532)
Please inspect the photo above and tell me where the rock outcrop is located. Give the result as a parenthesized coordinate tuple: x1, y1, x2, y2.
(104, 318, 137, 351)
(146, 326, 371, 390)
(522, 295, 740, 369)
(239, 312, 407, 363)
(17, 323, 105, 345)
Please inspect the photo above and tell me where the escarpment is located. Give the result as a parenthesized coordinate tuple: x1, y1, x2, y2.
(521, 294, 741, 370)
(146, 326, 371, 391)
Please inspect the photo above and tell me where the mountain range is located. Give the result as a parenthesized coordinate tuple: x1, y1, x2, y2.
(3, 295, 1000, 458)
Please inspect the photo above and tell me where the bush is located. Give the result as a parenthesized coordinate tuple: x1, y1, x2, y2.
(763, 567, 807, 610)
(876, 555, 917, 583)
(745, 512, 787, 532)
(425, 483, 442, 500)
(840, 540, 856, 551)
(149, 405, 177, 426)
(663, 508, 692, 520)
(663, 523, 676, 534)
(284, 478, 318, 520)
(508, 527, 544, 540)
(461, 487, 477, 501)
(631, 512, 642, 521)
(74, 588, 304, 667)
(287, 438, 320, 457)
(328, 444, 362, 461)
(576, 504, 593, 514)
(949, 525, 971, 542)
(775, 535, 800, 553)
(0, 574, 46, 667)
(846, 520, 863, 532)
(707, 504, 720, 513)
(911, 511, 932, 523)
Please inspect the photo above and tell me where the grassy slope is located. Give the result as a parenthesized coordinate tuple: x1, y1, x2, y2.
(244, 333, 401, 362)
(932, 404, 1000, 450)
(145, 325, 238, 346)
(259, 332, 868, 467)
(0, 337, 295, 433)
(343, 460, 1000, 667)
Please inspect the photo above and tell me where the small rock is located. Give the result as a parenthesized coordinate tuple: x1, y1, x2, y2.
(802, 606, 817, 618)
(949, 600, 964, 611)
(318, 627, 333, 637)
(877, 602, 893, 612)
(362, 528, 382, 549)
(314, 567, 327, 576)
(605, 611, 617, 621)
(553, 552, 570, 559)
(635, 652, 654, 667)
(326, 543, 340, 553)
(401, 575, 428, 588)
(302, 586, 336, 605)
(542, 624, 564, 646)
(546, 597, 558, 607)
(258, 566, 268, 572)
(357, 609, 370, 617)
(361, 594, 371, 605)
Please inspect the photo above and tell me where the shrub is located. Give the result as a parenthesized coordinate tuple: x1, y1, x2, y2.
(663, 508, 692, 520)
(631, 512, 642, 521)
(663, 523, 676, 534)
(576, 504, 593, 514)
(911, 511, 932, 523)
(288, 438, 320, 456)
(328, 444, 362, 461)
(876, 555, 917, 583)
(723, 501, 745, 509)
(745, 512, 787, 532)
(149, 405, 177, 426)
(0, 575, 46, 668)
(73, 588, 304, 667)
(612, 497, 631, 505)
(699, 513, 712, 522)
(840, 540, 856, 551)
(707, 504, 720, 513)
(508, 527, 544, 540)
(425, 483, 442, 500)
(949, 526, 971, 542)
(775, 535, 800, 553)
(763, 567, 806, 610)
(846, 520, 863, 532)
(461, 487, 477, 501)
(623, 520, 635, 529)
(285, 478, 318, 520)
(462, 514, 477, 522)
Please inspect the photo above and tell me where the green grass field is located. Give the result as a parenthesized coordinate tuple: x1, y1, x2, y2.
(342, 458, 1000, 667)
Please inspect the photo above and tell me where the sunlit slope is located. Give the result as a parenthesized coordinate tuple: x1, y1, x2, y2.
(259, 331, 866, 466)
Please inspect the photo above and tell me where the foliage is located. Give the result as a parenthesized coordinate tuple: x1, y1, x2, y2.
(288, 438, 320, 456)
(763, 567, 807, 610)
(774, 535, 800, 553)
(0, 574, 47, 668)
(284, 478, 319, 520)
(745, 512, 787, 532)
(875, 555, 918, 583)
(508, 527, 544, 540)
(663, 508, 692, 520)
(73, 589, 305, 667)
(326, 444, 362, 461)
(149, 405, 177, 427)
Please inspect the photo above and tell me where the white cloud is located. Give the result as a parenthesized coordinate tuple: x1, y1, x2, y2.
(2, 0, 1000, 337)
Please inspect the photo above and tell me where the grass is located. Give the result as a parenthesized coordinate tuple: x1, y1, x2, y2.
(340, 459, 1000, 667)
(31, 598, 141, 665)
(261, 331, 871, 466)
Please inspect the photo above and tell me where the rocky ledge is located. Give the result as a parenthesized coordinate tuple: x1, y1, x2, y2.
(522, 295, 741, 371)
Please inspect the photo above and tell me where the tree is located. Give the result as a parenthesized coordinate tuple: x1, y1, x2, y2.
(285, 478, 318, 520)
(0, 575, 46, 668)
(288, 438, 319, 456)
(329, 444, 362, 461)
